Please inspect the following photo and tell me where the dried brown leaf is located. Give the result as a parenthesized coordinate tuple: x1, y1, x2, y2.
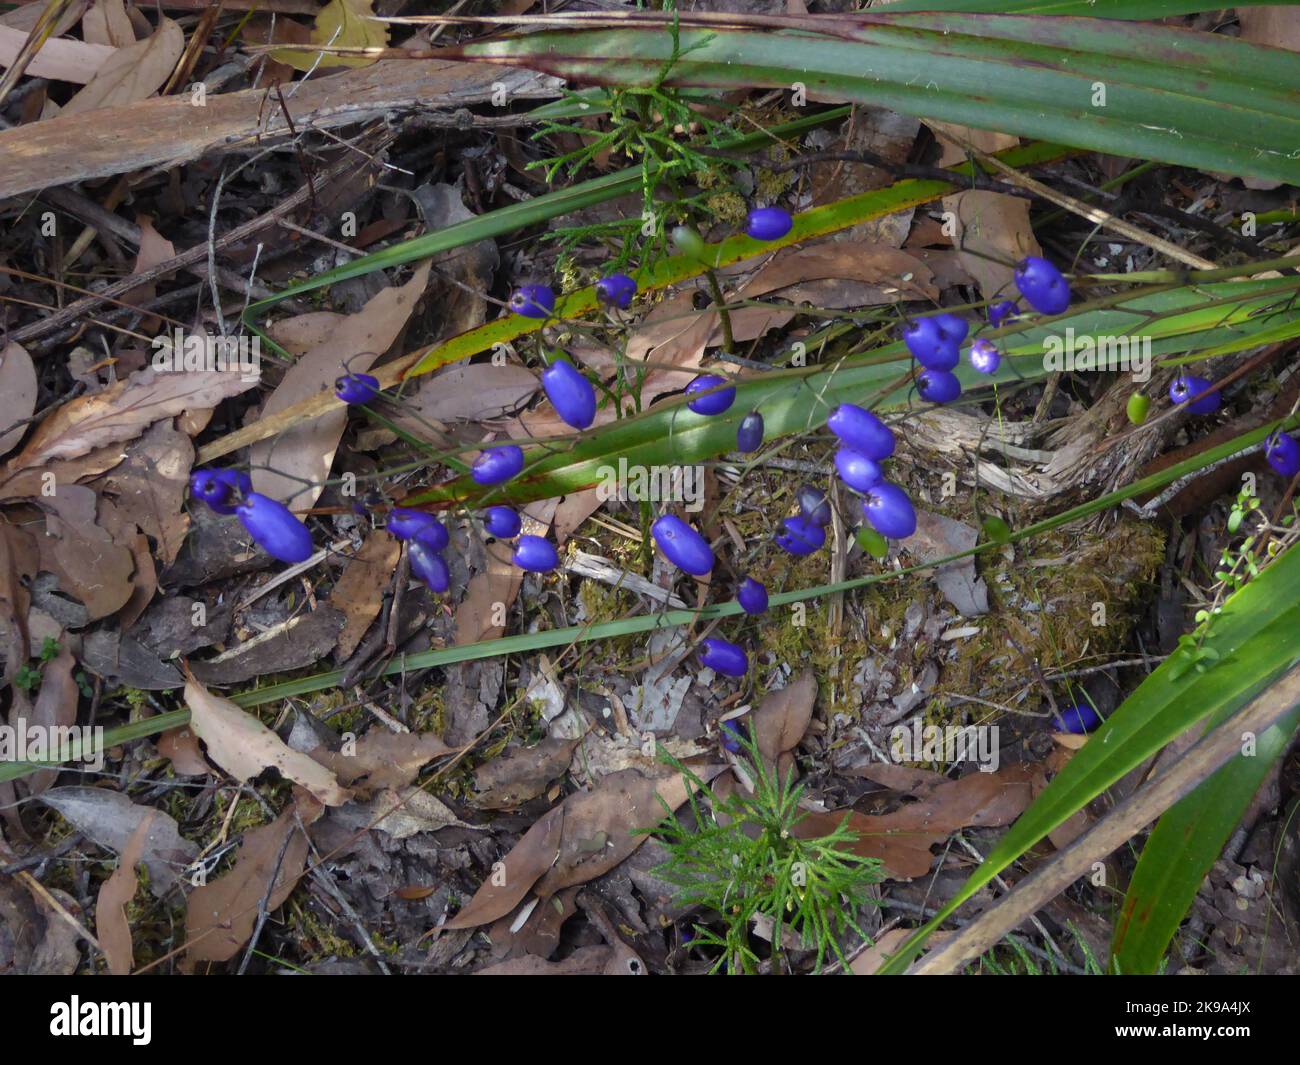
(0, 342, 37, 459)
(330, 530, 400, 658)
(310, 730, 452, 797)
(35, 485, 135, 620)
(94, 812, 153, 975)
(62, 16, 183, 115)
(442, 804, 564, 930)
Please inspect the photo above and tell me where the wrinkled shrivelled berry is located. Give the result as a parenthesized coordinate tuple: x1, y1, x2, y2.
(1265, 430, 1300, 478)
(969, 339, 1002, 375)
(933, 312, 969, 345)
(595, 273, 637, 310)
(1014, 257, 1070, 316)
(834, 447, 884, 493)
(737, 410, 765, 453)
(513, 534, 559, 573)
(1053, 702, 1102, 735)
(863, 482, 917, 540)
(745, 206, 793, 242)
(796, 485, 832, 527)
(651, 514, 714, 575)
(685, 373, 736, 416)
(775, 514, 825, 556)
(236, 492, 314, 563)
(988, 300, 1019, 328)
(827, 403, 894, 460)
(699, 638, 748, 677)
(335, 372, 379, 405)
(918, 369, 962, 404)
(509, 284, 555, 319)
(1169, 373, 1220, 415)
(542, 358, 596, 430)
(472, 444, 525, 485)
(484, 506, 522, 538)
(387, 508, 447, 548)
(737, 577, 768, 615)
(720, 718, 746, 753)
(408, 539, 450, 593)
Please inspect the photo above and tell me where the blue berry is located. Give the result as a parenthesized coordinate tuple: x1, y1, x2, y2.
(744, 206, 793, 242)
(484, 506, 522, 538)
(699, 637, 748, 677)
(720, 718, 747, 753)
(736, 410, 765, 453)
(387, 508, 446, 547)
(595, 273, 637, 310)
(902, 317, 943, 361)
(863, 482, 917, 540)
(542, 358, 596, 430)
(408, 539, 450, 593)
(1014, 257, 1070, 316)
(969, 338, 1002, 375)
(737, 577, 768, 615)
(827, 404, 894, 461)
(775, 514, 825, 556)
(213, 469, 252, 496)
(412, 521, 450, 553)
(509, 284, 555, 319)
(335, 372, 379, 405)
(933, 312, 969, 345)
(1169, 373, 1220, 415)
(1265, 431, 1300, 478)
(1053, 702, 1102, 735)
(472, 445, 525, 485)
(191, 469, 236, 514)
(512, 534, 559, 573)
(834, 447, 884, 493)
(918, 369, 962, 404)
(796, 485, 832, 527)
(236, 493, 314, 563)
(987, 300, 1019, 328)
(685, 373, 736, 416)
(651, 515, 714, 575)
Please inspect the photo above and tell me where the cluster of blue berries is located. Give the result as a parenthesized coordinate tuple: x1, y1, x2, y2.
(190, 469, 314, 565)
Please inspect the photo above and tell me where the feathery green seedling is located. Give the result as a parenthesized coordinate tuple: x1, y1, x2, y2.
(645, 731, 882, 974)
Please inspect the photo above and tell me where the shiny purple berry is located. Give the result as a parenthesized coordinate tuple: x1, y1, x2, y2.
(720, 719, 746, 753)
(191, 469, 235, 514)
(335, 372, 379, 405)
(699, 637, 748, 677)
(387, 508, 445, 546)
(834, 447, 884, 493)
(213, 468, 252, 497)
(472, 444, 525, 485)
(918, 369, 962, 404)
(236, 492, 314, 564)
(512, 534, 559, 573)
(1014, 257, 1070, 316)
(651, 514, 714, 575)
(775, 514, 825, 556)
(737, 578, 768, 616)
(509, 284, 556, 319)
(1053, 702, 1102, 735)
(969, 339, 1002, 375)
(988, 300, 1019, 328)
(796, 485, 832, 527)
(744, 206, 793, 242)
(827, 404, 894, 460)
(412, 520, 450, 553)
(863, 482, 917, 540)
(595, 273, 637, 309)
(1265, 431, 1300, 478)
(408, 539, 450, 594)
(542, 358, 596, 430)
(685, 373, 736, 416)
(484, 506, 522, 538)
(902, 317, 943, 361)
(737, 410, 765, 453)
(1169, 373, 1220, 415)
(933, 312, 969, 345)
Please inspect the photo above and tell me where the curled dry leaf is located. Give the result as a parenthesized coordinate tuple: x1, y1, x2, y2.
(25, 645, 78, 795)
(469, 735, 582, 811)
(251, 261, 431, 510)
(184, 674, 352, 806)
(0, 366, 256, 500)
(310, 730, 452, 798)
(61, 16, 184, 116)
(35, 484, 136, 621)
(94, 812, 155, 975)
(329, 530, 401, 659)
(751, 667, 816, 766)
(184, 796, 322, 966)
(0, 342, 38, 459)
(94, 421, 193, 567)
